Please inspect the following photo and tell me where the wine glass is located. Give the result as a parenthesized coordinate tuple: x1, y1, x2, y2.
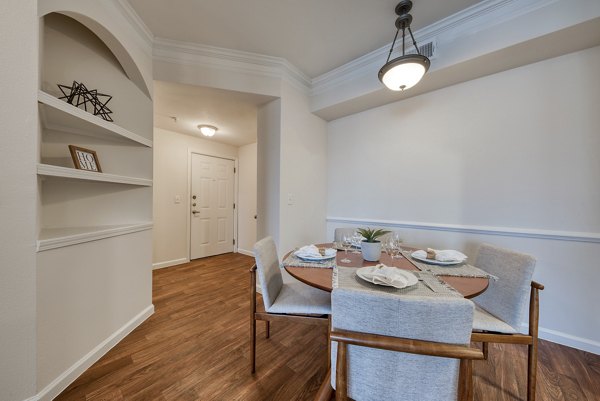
(351, 230, 362, 253)
(391, 232, 404, 258)
(340, 234, 352, 263)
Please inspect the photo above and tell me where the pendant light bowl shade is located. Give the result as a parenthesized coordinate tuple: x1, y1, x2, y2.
(378, 53, 430, 91)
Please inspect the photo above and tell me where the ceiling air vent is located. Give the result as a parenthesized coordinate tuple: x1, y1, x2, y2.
(406, 39, 436, 59)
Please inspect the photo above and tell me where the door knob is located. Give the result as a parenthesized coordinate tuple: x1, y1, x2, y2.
(192, 210, 200, 215)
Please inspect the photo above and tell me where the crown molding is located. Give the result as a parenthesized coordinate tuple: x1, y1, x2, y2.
(310, 0, 557, 96)
(114, 0, 559, 98)
(113, 0, 154, 52)
(153, 37, 312, 93)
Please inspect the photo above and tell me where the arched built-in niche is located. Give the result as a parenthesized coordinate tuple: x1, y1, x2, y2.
(36, 7, 154, 396)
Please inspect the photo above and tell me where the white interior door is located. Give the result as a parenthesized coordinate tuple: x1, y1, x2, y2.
(190, 154, 235, 259)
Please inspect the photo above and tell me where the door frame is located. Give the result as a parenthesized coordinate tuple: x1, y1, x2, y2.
(187, 149, 239, 260)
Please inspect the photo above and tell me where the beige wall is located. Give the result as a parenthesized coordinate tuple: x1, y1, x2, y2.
(0, 1, 38, 400)
(327, 46, 600, 353)
(153, 127, 238, 267)
(238, 143, 257, 254)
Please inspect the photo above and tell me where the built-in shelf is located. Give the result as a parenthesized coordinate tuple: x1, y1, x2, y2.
(37, 163, 152, 186)
(37, 223, 153, 252)
(38, 90, 153, 147)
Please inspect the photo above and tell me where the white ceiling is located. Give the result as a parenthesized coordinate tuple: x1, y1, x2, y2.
(128, 0, 481, 78)
(153, 81, 275, 147)
(137, 1, 484, 146)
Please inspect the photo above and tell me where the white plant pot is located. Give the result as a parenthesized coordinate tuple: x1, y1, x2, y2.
(361, 241, 382, 262)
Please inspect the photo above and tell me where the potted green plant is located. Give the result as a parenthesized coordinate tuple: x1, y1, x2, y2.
(356, 228, 390, 261)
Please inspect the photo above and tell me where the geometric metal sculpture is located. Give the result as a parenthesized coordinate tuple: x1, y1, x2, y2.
(57, 81, 113, 122)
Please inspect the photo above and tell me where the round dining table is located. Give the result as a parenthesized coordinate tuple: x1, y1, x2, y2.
(284, 244, 489, 298)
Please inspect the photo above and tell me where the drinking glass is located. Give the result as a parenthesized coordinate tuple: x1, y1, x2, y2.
(340, 235, 352, 263)
(351, 231, 362, 253)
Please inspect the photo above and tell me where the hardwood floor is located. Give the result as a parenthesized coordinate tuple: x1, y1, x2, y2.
(57, 253, 600, 401)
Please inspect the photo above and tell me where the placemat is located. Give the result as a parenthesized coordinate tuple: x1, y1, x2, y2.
(283, 252, 336, 269)
(333, 266, 461, 297)
(403, 251, 498, 280)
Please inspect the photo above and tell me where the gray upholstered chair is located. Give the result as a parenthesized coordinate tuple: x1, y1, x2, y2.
(470, 243, 543, 401)
(250, 236, 331, 373)
(333, 227, 356, 243)
(316, 288, 483, 401)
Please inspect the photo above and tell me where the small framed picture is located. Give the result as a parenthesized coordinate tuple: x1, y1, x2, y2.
(68, 145, 102, 172)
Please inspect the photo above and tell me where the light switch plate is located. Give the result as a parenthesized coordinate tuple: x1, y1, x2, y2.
(174, 195, 181, 204)
(287, 193, 294, 205)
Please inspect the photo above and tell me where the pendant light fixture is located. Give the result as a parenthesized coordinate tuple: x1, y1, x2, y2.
(378, 0, 430, 91)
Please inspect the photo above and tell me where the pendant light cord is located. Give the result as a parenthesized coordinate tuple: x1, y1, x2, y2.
(386, 27, 401, 63)
(407, 26, 421, 55)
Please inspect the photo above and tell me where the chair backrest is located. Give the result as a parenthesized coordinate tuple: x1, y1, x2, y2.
(331, 288, 474, 401)
(473, 243, 536, 330)
(253, 237, 283, 310)
(334, 227, 356, 242)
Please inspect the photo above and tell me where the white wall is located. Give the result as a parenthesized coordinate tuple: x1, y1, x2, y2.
(279, 82, 328, 253)
(238, 143, 257, 255)
(257, 99, 282, 247)
(153, 127, 238, 267)
(327, 46, 600, 353)
(0, 1, 38, 400)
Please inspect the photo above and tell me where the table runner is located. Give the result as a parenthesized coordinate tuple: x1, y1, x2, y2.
(282, 252, 336, 269)
(403, 251, 497, 280)
(333, 266, 461, 298)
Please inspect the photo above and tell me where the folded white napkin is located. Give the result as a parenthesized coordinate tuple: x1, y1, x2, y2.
(294, 245, 336, 259)
(412, 249, 467, 262)
(370, 265, 411, 288)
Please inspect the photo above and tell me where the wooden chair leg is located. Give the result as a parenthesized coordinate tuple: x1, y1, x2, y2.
(265, 321, 270, 339)
(250, 315, 256, 373)
(527, 284, 541, 401)
(327, 315, 332, 371)
(527, 340, 538, 401)
(458, 359, 474, 401)
(314, 370, 334, 401)
(250, 265, 257, 373)
(335, 342, 348, 401)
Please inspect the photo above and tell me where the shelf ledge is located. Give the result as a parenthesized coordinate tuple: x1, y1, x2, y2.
(37, 223, 153, 252)
(37, 164, 152, 186)
(38, 90, 152, 147)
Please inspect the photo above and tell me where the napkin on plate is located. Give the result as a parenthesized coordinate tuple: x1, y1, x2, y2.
(294, 245, 336, 259)
(412, 249, 467, 262)
(370, 264, 412, 288)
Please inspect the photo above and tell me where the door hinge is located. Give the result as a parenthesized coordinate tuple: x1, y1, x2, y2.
(233, 238, 236, 245)
(234, 167, 236, 173)
(233, 203, 236, 209)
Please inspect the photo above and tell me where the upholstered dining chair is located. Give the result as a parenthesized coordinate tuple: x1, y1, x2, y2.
(250, 236, 331, 373)
(470, 243, 543, 401)
(315, 288, 483, 401)
(333, 227, 356, 243)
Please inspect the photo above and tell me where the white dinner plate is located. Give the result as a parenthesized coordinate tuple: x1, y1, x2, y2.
(295, 248, 337, 261)
(356, 266, 418, 289)
(410, 252, 465, 266)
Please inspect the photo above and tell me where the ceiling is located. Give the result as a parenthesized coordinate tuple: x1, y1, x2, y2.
(128, 0, 481, 78)
(136, 1, 484, 146)
(153, 81, 275, 147)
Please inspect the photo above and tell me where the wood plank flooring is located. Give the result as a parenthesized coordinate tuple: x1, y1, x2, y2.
(57, 253, 600, 401)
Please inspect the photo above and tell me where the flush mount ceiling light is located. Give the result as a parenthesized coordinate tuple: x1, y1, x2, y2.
(378, 0, 430, 91)
(197, 124, 218, 137)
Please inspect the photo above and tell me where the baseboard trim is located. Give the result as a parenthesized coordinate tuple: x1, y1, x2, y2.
(152, 257, 189, 270)
(35, 305, 154, 401)
(237, 248, 254, 257)
(538, 326, 600, 355)
(327, 216, 600, 244)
